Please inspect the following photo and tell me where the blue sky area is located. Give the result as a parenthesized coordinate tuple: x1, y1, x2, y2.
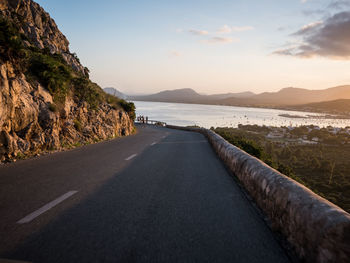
(35, 0, 350, 94)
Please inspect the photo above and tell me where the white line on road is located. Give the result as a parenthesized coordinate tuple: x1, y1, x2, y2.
(150, 142, 157, 146)
(17, 191, 78, 224)
(125, 154, 137, 161)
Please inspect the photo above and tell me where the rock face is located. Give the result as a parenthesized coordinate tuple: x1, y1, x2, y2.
(0, 60, 134, 162)
(0, 0, 134, 161)
(0, 0, 85, 73)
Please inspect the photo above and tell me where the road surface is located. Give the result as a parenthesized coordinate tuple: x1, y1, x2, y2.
(0, 125, 292, 262)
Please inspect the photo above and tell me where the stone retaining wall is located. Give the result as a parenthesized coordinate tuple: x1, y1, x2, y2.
(167, 125, 350, 262)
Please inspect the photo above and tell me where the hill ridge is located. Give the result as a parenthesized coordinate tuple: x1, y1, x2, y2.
(124, 86, 350, 108)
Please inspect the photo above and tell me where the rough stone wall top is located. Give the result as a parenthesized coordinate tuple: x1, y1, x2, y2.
(0, 0, 85, 73)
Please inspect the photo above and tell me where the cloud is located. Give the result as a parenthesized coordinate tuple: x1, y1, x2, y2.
(274, 11, 350, 59)
(328, 0, 350, 10)
(217, 25, 254, 34)
(188, 29, 209, 35)
(292, 21, 323, 35)
(302, 0, 350, 16)
(231, 26, 254, 32)
(302, 9, 326, 16)
(201, 37, 239, 44)
(169, 50, 182, 57)
(217, 25, 232, 34)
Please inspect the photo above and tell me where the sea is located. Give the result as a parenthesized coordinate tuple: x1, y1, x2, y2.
(134, 101, 350, 128)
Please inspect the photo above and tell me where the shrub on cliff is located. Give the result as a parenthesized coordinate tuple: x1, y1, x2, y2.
(0, 15, 136, 119)
(105, 94, 136, 120)
(73, 119, 82, 132)
(48, 103, 58, 112)
(28, 51, 72, 103)
(0, 17, 23, 61)
(72, 77, 104, 109)
(118, 99, 136, 120)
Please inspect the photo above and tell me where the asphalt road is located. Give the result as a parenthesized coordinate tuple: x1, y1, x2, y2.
(0, 125, 291, 262)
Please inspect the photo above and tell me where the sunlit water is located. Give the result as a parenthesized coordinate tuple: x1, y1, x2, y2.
(134, 101, 350, 128)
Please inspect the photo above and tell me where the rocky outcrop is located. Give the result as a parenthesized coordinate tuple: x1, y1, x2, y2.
(0, 62, 133, 161)
(0, 0, 85, 73)
(0, 0, 135, 161)
(167, 125, 350, 262)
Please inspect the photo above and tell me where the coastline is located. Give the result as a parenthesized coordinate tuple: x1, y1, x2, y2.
(132, 99, 350, 120)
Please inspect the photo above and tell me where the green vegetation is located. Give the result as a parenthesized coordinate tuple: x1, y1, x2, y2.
(15, 152, 25, 160)
(117, 99, 136, 120)
(73, 119, 82, 132)
(72, 77, 104, 109)
(71, 52, 80, 64)
(213, 125, 350, 213)
(213, 127, 297, 180)
(0, 16, 136, 119)
(48, 103, 58, 112)
(27, 49, 72, 103)
(0, 16, 24, 60)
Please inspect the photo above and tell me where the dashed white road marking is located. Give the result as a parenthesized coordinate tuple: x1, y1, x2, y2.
(151, 142, 157, 146)
(17, 191, 78, 224)
(125, 154, 137, 161)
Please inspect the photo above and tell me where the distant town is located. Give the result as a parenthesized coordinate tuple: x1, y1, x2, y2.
(260, 125, 350, 145)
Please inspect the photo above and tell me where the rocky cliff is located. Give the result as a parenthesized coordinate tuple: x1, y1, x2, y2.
(0, 0, 135, 162)
(0, 0, 84, 73)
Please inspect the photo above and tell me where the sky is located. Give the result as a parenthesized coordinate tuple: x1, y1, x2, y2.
(35, 0, 350, 95)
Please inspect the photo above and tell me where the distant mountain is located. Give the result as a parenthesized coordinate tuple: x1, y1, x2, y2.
(103, 87, 127, 99)
(114, 85, 350, 113)
(129, 89, 201, 103)
(286, 99, 350, 115)
(208, 91, 255, 100)
(129, 88, 256, 104)
(221, 85, 350, 106)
